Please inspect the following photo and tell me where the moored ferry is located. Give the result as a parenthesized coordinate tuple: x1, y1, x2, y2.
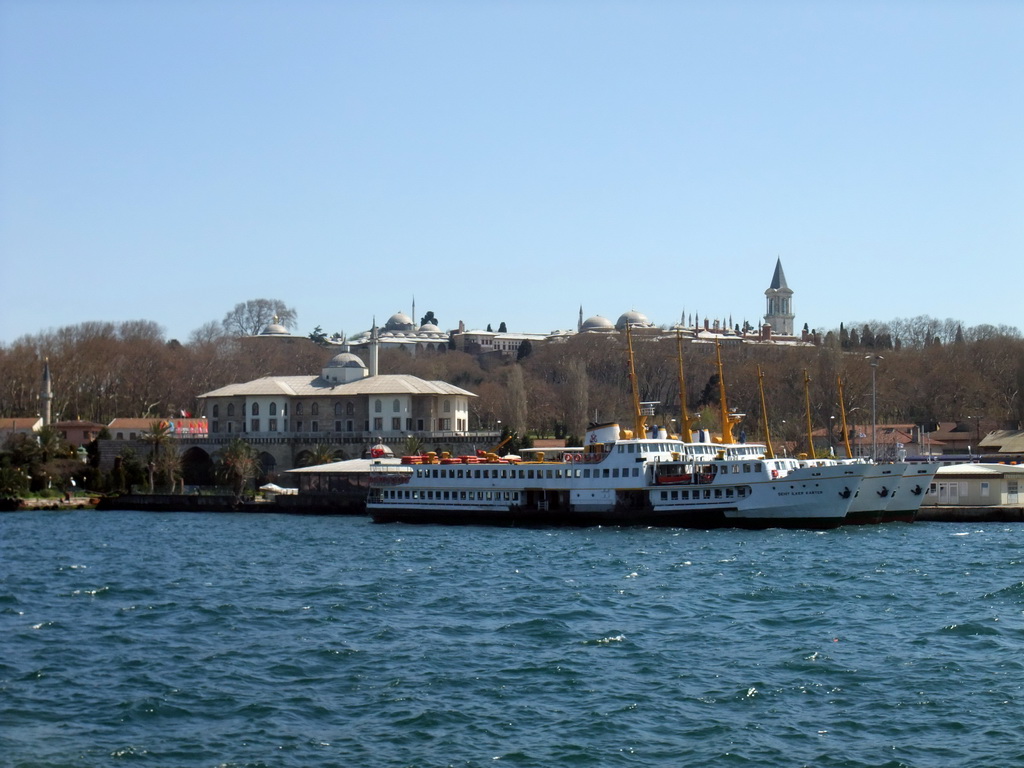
(882, 462, 940, 523)
(367, 330, 878, 529)
(366, 428, 871, 528)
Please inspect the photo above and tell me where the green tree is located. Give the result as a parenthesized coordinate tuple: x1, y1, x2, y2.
(308, 326, 329, 346)
(403, 435, 424, 456)
(302, 443, 341, 466)
(218, 438, 258, 498)
(141, 421, 172, 492)
(0, 465, 30, 496)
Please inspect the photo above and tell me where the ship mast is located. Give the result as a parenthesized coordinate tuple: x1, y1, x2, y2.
(837, 375, 854, 459)
(803, 370, 815, 458)
(714, 340, 742, 444)
(757, 365, 776, 459)
(625, 323, 646, 439)
(675, 331, 694, 442)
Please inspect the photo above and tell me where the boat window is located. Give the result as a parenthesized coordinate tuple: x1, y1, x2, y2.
(732, 465, 740, 473)
(460, 491, 466, 499)
(443, 491, 450, 500)
(726, 488, 734, 498)
(681, 490, 689, 499)
(527, 469, 534, 479)
(714, 489, 722, 498)
(613, 469, 619, 478)
(660, 491, 668, 500)
(755, 463, 762, 472)
(618, 445, 624, 453)
(671, 491, 678, 500)
(474, 470, 481, 478)
(704, 489, 711, 499)
(633, 468, 640, 477)
(603, 469, 610, 478)
(583, 469, 591, 478)
(627, 444, 635, 453)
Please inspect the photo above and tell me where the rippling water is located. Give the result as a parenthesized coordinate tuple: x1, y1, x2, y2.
(3, 511, 1024, 767)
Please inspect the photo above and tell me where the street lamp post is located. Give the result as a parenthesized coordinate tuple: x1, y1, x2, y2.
(866, 355, 883, 461)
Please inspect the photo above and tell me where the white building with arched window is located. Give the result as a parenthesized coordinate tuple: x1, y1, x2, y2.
(198, 350, 474, 441)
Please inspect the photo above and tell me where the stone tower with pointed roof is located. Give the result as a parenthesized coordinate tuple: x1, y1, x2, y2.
(764, 258, 794, 336)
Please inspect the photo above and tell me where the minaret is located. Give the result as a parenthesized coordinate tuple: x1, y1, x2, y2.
(369, 318, 379, 377)
(764, 257, 795, 336)
(40, 359, 52, 426)
(578, 305, 583, 332)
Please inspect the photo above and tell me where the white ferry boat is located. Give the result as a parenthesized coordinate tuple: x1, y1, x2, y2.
(366, 426, 871, 529)
(882, 462, 939, 523)
(367, 330, 872, 529)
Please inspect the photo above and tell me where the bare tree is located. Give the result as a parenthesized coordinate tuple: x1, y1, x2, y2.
(564, 358, 589, 442)
(222, 299, 298, 337)
(506, 365, 528, 438)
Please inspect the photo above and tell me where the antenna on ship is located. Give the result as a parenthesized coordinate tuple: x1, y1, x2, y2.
(757, 365, 776, 459)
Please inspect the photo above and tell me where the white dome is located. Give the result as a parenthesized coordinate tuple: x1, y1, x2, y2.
(260, 322, 289, 336)
(616, 310, 651, 330)
(581, 315, 615, 332)
(385, 312, 415, 332)
(326, 352, 365, 369)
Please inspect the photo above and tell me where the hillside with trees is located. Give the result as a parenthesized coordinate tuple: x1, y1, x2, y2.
(1, 313, 1022, 451)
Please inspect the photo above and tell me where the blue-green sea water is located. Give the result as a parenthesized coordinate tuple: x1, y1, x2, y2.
(3, 511, 1024, 768)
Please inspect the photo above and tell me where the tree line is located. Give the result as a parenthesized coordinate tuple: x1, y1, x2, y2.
(2, 309, 1022, 451)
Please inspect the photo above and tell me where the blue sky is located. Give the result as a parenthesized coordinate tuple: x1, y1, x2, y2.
(2, 0, 1021, 344)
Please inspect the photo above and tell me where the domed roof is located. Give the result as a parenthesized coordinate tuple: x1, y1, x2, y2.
(581, 315, 615, 332)
(385, 312, 415, 332)
(616, 310, 652, 330)
(260, 321, 289, 336)
(325, 352, 366, 369)
(419, 323, 442, 333)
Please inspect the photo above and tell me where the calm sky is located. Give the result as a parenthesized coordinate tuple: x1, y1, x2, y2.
(2, 0, 1021, 344)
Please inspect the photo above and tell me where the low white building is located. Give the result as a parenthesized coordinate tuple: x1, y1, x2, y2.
(923, 463, 1024, 507)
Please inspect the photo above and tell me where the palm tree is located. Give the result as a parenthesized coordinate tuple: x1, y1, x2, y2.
(141, 421, 172, 492)
(403, 435, 424, 457)
(218, 438, 257, 499)
(302, 443, 341, 467)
